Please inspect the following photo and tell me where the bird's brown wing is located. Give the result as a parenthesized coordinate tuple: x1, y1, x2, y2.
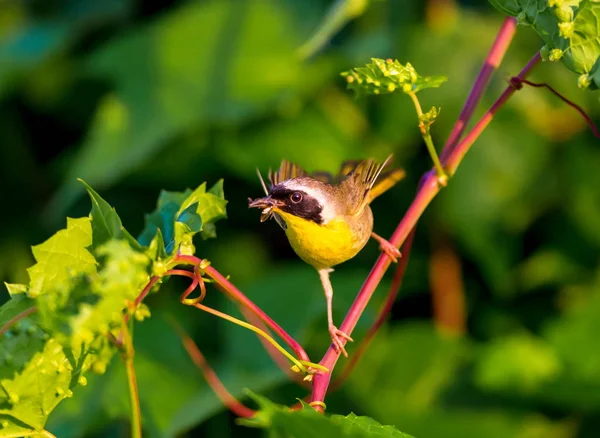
(340, 154, 405, 215)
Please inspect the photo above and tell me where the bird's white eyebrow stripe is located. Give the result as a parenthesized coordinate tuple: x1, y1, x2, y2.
(280, 180, 337, 223)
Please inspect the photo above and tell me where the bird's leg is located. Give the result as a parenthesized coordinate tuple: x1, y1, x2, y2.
(318, 268, 354, 357)
(371, 232, 402, 263)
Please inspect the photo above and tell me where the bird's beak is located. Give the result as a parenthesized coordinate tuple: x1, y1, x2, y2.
(248, 196, 284, 222)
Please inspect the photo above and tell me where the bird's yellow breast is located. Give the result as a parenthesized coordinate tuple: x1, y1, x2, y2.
(274, 209, 370, 269)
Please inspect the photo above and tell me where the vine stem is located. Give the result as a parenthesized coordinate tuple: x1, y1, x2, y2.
(445, 52, 542, 175)
(331, 227, 416, 390)
(173, 254, 310, 362)
(0, 306, 38, 336)
(408, 92, 447, 183)
(310, 50, 542, 407)
(168, 316, 255, 418)
(238, 305, 309, 386)
(121, 322, 142, 438)
(441, 16, 518, 159)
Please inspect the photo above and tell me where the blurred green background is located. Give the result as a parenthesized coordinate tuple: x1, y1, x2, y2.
(1, 0, 600, 437)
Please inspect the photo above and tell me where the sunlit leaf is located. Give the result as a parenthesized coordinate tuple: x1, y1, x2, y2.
(0, 297, 91, 435)
(79, 179, 141, 250)
(488, 0, 600, 89)
(138, 181, 227, 257)
(26, 217, 97, 299)
(341, 58, 447, 97)
(240, 391, 415, 437)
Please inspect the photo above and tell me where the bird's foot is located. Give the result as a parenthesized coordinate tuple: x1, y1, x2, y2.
(378, 239, 401, 263)
(329, 324, 353, 357)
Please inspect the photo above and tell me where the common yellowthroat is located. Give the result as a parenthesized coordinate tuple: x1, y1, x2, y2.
(248, 156, 405, 356)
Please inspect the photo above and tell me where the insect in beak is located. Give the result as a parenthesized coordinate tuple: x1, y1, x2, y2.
(248, 196, 284, 222)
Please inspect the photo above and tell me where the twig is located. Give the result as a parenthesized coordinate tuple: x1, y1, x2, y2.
(0, 306, 38, 337)
(203, 265, 310, 362)
(331, 228, 416, 390)
(121, 321, 142, 438)
(445, 52, 541, 174)
(168, 316, 255, 418)
(168, 266, 324, 376)
(510, 77, 600, 138)
(238, 305, 309, 386)
(441, 17, 518, 159)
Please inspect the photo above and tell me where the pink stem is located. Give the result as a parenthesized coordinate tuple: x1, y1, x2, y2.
(170, 316, 255, 418)
(445, 52, 542, 174)
(331, 228, 416, 389)
(441, 17, 518, 159)
(238, 305, 309, 386)
(204, 265, 310, 362)
(311, 51, 542, 405)
(171, 254, 310, 362)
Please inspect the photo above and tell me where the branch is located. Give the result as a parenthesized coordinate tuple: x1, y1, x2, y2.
(202, 264, 310, 362)
(441, 16, 518, 159)
(331, 228, 416, 390)
(238, 305, 309, 386)
(169, 266, 323, 376)
(310, 51, 543, 406)
(169, 316, 255, 418)
(510, 77, 600, 139)
(445, 52, 541, 175)
(0, 306, 38, 337)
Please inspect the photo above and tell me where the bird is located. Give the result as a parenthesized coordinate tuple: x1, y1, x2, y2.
(248, 155, 405, 357)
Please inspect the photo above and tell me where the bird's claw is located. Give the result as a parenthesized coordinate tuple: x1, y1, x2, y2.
(379, 239, 402, 263)
(329, 324, 353, 357)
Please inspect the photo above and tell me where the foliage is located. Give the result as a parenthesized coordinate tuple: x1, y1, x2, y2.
(341, 58, 448, 97)
(488, 0, 600, 89)
(240, 391, 415, 437)
(0, 179, 227, 436)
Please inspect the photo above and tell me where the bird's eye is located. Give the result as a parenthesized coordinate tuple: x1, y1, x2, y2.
(290, 192, 303, 203)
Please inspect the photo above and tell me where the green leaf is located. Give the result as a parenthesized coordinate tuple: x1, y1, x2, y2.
(0, 297, 91, 435)
(341, 58, 447, 97)
(26, 217, 97, 299)
(488, 0, 600, 90)
(3, 283, 27, 297)
(419, 107, 440, 126)
(79, 179, 142, 251)
(138, 181, 227, 257)
(63, 240, 150, 350)
(0, 236, 150, 434)
(240, 391, 415, 437)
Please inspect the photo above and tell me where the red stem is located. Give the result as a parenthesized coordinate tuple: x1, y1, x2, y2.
(203, 265, 310, 362)
(171, 254, 309, 362)
(331, 228, 416, 389)
(238, 305, 308, 386)
(169, 316, 255, 418)
(441, 17, 518, 159)
(311, 51, 543, 406)
(0, 306, 38, 336)
(446, 52, 541, 174)
(510, 77, 600, 138)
